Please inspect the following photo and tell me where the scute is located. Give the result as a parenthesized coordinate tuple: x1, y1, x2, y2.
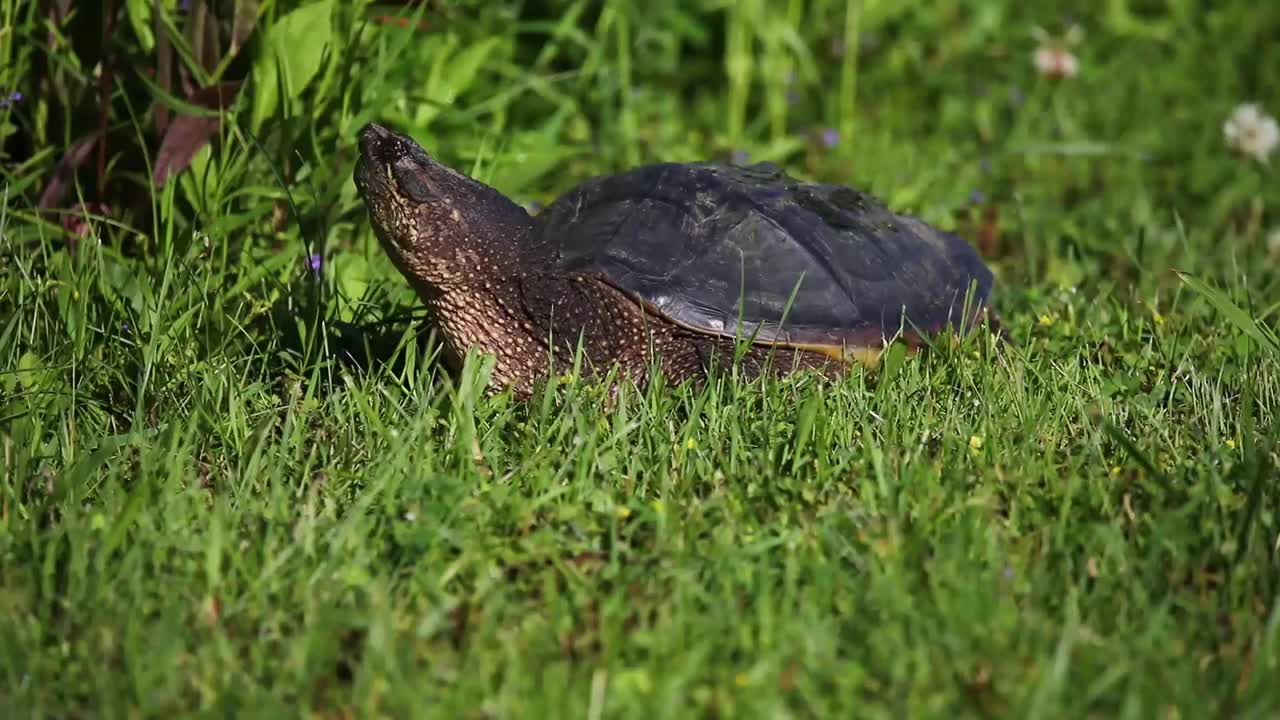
(531, 161, 994, 348)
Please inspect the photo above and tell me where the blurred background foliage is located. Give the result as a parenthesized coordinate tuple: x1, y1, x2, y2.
(2, 1, 1276, 262)
(0, 0, 1278, 386)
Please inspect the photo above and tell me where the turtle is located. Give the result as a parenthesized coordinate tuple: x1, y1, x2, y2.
(353, 122, 998, 398)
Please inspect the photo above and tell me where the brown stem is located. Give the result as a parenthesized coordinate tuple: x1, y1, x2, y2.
(98, 0, 114, 197)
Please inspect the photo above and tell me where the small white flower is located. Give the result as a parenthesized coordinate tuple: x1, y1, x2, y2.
(1033, 46, 1079, 79)
(1032, 25, 1082, 80)
(1223, 103, 1279, 164)
(1267, 228, 1280, 257)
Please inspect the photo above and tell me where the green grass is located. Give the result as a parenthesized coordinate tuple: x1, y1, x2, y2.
(3, 1, 1280, 717)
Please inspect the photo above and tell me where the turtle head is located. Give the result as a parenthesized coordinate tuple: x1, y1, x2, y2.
(354, 123, 536, 296)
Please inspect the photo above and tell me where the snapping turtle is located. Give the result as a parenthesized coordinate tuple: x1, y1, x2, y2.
(354, 123, 997, 397)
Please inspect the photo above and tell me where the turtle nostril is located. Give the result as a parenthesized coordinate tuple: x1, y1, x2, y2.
(358, 123, 393, 158)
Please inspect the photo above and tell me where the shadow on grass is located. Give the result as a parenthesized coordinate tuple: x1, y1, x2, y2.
(258, 279, 450, 394)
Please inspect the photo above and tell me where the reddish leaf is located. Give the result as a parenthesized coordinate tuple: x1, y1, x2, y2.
(978, 204, 1001, 258)
(153, 115, 219, 187)
(38, 134, 100, 210)
(152, 80, 244, 187)
(371, 13, 433, 31)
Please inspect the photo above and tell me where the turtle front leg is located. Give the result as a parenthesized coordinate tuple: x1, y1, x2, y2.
(513, 273, 661, 387)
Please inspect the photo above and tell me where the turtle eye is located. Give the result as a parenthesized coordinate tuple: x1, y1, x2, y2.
(392, 161, 435, 203)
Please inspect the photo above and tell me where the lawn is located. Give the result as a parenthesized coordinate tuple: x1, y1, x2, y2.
(2, 1, 1280, 717)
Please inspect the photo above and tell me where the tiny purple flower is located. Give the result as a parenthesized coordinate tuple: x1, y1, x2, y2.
(308, 253, 323, 273)
(968, 189, 987, 205)
(122, 322, 131, 334)
(731, 149, 750, 165)
(0, 91, 22, 109)
(819, 127, 840, 149)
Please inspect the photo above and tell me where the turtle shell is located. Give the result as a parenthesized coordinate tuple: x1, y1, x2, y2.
(532, 160, 994, 350)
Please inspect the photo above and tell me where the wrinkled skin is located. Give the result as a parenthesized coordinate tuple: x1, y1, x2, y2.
(353, 123, 840, 397)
